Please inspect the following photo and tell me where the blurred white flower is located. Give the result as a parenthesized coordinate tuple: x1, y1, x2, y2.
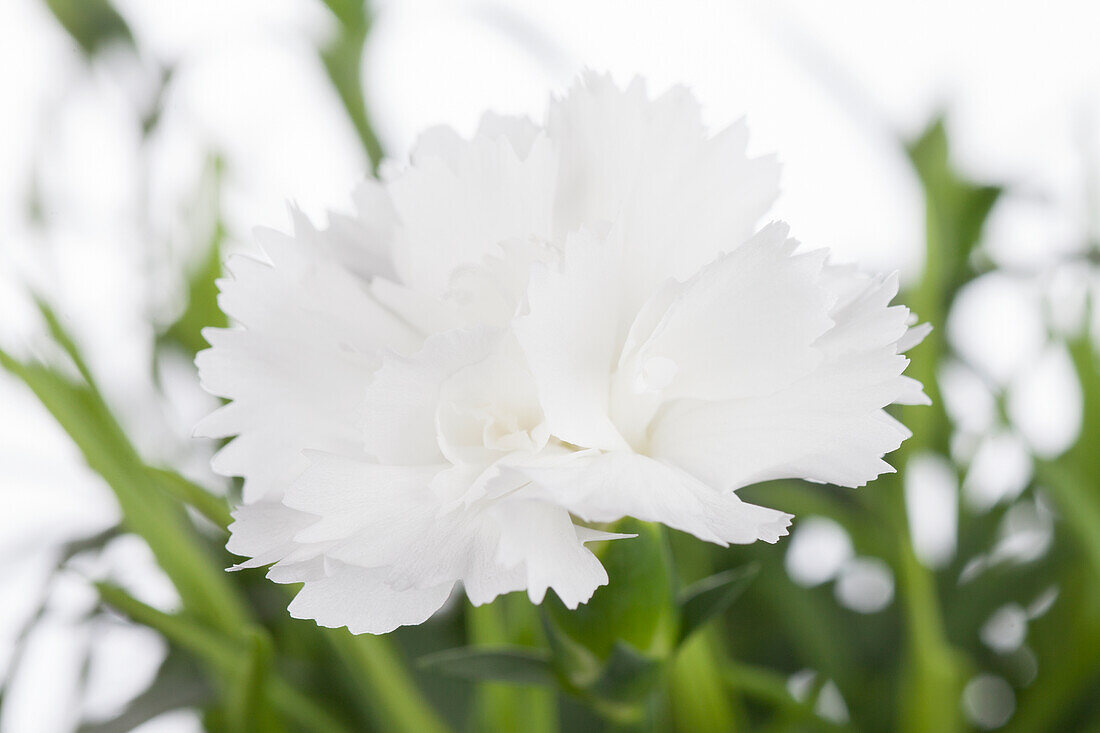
(196, 73, 928, 634)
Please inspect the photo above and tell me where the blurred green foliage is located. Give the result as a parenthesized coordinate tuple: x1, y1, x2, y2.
(5, 0, 1100, 731)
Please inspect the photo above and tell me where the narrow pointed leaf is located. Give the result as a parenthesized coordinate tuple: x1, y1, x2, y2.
(148, 467, 232, 532)
(0, 345, 248, 634)
(677, 564, 759, 643)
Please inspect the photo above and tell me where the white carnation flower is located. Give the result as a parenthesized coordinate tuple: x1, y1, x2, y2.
(196, 73, 928, 634)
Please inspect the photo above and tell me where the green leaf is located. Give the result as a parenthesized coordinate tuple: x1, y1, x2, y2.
(35, 296, 98, 395)
(587, 641, 663, 706)
(546, 519, 676, 660)
(96, 583, 238, 670)
(677, 564, 758, 643)
(418, 646, 554, 686)
(537, 605, 601, 691)
(147, 467, 232, 532)
(41, 0, 133, 56)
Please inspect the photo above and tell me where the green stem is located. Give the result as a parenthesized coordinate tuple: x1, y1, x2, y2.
(665, 528, 736, 732)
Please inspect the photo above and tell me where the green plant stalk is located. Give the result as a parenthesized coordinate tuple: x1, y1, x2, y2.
(467, 598, 557, 733)
(328, 630, 450, 733)
(887, 130, 968, 732)
(96, 583, 347, 733)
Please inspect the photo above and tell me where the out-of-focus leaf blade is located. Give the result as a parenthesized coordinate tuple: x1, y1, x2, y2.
(0, 346, 248, 635)
(677, 564, 758, 643)
(95, 583, 349, 733)
(147, 467, 231, 532)
(418, 646, 554, 686)
(587, 641, 663, 706)
(42, 0, 133, 56)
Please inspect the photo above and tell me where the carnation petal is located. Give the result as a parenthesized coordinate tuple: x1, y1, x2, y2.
(549, 72, 780, 302)
(196, 222, 421, 502)
(388, 130, 557, 296)
(625, 222, 834, 403)
(201, 73, 927, 634)
(518, 451, 792, 546)
(514, 228, 630, 451)
(494, 499, 609, 608)
(288, 565, 454, 635)
(362, 328, 498, 465)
